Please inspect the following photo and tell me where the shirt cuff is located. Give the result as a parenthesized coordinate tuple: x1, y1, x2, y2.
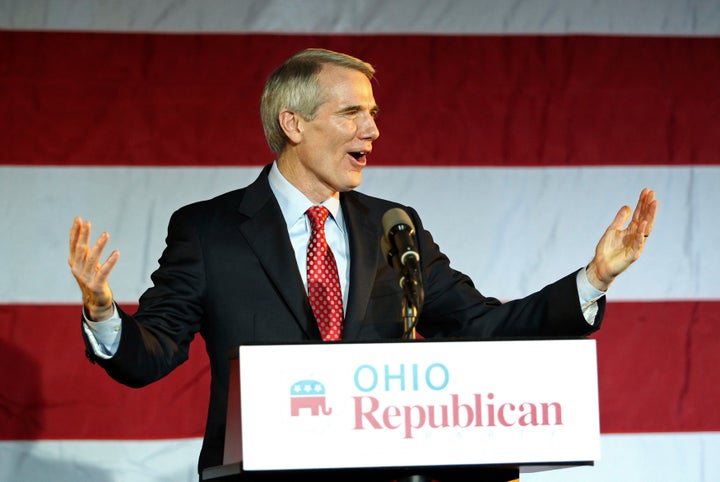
(577, 267, 606, 326)
(82, 304, 122, 359)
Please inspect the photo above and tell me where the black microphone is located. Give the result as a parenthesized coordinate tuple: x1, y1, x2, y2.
(381, 208, 424, 312)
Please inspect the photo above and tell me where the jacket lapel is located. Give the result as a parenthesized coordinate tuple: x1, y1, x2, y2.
(341, 191, 383, 339)
(235, 166, 320, 340)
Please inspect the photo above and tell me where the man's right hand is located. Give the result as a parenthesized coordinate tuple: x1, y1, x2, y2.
(68, 217, 120, 322)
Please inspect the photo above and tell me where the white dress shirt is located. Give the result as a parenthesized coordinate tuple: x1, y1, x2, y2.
(267, 162, 350, 309)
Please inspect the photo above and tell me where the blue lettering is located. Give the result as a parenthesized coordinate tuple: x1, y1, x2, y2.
(354, 364, 378, 392)
(354, 363, 450, 392)
(425, 363, 449, 390)
(384, 364, 406, 391)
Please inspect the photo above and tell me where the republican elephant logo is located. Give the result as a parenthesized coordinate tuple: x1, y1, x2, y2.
(290, 379, 332, 416)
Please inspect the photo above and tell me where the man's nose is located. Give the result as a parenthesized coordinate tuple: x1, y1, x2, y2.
(358, 113, 380, 141)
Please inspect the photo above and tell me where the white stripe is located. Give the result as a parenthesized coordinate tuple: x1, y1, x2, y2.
(1, 165, 718, 303)
(1, 0, 719, 35)
(0, 433, 718, 482)
(0, 438, 203, 482)
(524, 432, 720, 482)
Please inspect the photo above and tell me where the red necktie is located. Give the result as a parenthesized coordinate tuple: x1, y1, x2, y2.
(306, 206, 344, 341)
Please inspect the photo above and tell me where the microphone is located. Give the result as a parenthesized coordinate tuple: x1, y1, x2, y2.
(381, 208, 425, 313)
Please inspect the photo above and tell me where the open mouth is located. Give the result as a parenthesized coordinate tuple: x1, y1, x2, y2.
(348, 151, 370, 166)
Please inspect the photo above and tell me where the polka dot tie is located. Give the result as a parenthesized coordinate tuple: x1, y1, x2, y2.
(306, 206, 344, 341)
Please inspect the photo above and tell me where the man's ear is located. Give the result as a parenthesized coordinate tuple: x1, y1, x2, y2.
(278, 110, 303, 144)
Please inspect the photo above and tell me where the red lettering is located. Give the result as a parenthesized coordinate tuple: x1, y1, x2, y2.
(518, 402, 538, 426)
(383, 405, 402, 429)
(352, 394, 563, 439)
(541, 402, 563, 425)
(403, 405, 426, 439)
(353, 396, 381, 429)
(497, 403, 516, 426)
(486, 393, 496, 426)
(451, 394, 474, 427)
(427, 404, 449, 428)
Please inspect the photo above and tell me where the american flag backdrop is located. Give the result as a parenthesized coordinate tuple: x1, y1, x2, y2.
(1, 1, 719, 481)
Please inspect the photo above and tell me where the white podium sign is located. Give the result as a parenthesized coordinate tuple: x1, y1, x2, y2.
(231, 339, 600, 471)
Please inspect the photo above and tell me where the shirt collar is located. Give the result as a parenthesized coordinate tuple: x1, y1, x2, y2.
(268, 161, 344, 231)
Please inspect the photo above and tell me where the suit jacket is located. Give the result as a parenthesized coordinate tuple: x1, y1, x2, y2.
(84, 164, 604, 473)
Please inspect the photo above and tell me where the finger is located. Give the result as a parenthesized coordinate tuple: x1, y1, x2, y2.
(78, 220, 92, 261)
(631, 189, 646, 224)
(643, 193, 658, 236)
(633, 189, 657, 235)
(632, 188, 655, 224)
(69, 219, 92, 273)
(68, 217, 83, 261)
(95, 250, 120, 285)
(609, 205, 632, 231)
(632, 188, 658, 235)
(81, 231, 110, 280)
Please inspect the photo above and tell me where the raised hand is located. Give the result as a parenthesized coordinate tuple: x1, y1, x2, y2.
(68, 217, 120, 321)
(586, 188, 658, 292)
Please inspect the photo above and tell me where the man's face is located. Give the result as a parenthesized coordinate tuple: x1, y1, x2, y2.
(289, 64, 380, 202)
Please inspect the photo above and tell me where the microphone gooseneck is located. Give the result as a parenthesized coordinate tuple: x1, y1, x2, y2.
(381, 208, 425, 338)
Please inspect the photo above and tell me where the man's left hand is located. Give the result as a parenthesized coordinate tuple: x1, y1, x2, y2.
(586, 188, 658, 292)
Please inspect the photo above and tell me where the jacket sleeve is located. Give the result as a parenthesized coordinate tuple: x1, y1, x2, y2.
(83, 206, 205, 388)
(407, 206, 604, 340)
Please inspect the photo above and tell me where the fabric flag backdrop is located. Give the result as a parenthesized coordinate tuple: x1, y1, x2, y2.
(1, 1, 719, 481)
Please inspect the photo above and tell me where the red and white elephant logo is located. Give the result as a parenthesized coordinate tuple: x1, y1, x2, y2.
(290, 379, 332, 416)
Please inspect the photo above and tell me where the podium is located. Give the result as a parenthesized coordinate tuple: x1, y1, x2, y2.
(202, 339, 600, 481)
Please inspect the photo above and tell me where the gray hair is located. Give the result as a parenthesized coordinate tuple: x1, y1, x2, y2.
(260, 48, 375, 156)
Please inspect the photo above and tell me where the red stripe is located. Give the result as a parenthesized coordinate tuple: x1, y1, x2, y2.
(1, 301, 718, 439)
(593, 300, 720, 434)
(2, 31, 719, 167)
(0, 304, 207, 440)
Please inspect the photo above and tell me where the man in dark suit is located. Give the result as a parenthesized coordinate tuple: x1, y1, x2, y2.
(69, 48, 657, 478)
